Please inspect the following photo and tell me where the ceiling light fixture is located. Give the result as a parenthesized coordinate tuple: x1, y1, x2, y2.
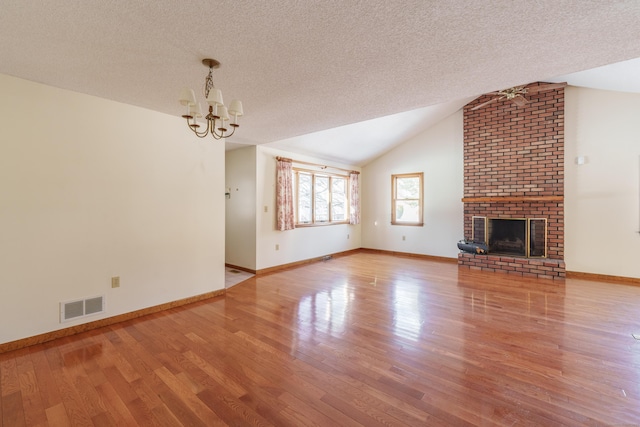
(179, 58, 243, 139)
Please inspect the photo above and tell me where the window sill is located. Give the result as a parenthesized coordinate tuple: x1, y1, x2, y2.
(295, 222, 349, 228)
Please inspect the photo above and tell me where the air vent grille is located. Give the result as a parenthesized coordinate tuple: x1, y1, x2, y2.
(64, 300, 84, 320)
(85, 296, 104, 315)
(60, 295, 105, 323)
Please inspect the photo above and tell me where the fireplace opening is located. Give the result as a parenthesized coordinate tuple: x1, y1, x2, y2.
(470, 216, 548, 258)
(488, 219, 526, 256)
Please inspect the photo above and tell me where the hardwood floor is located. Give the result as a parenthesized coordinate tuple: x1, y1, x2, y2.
(3, 252, 640, 426)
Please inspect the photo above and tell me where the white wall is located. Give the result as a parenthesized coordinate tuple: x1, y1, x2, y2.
(255, 146, 362, 270)
(564, 86, 640, 278)
(0, 74, 225, 344)
(361, 110, 464, 258)
(225, 146, 257, 270)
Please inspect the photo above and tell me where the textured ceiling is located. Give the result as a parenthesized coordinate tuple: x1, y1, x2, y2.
(2, 1, 640, 166)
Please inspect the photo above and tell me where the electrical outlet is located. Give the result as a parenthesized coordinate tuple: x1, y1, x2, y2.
(264, 206, 268, 213)
(275, 244, 279, 251)
(402, 236, 406, 241)
(347, 234, 350, 239)
(111, 276, 120, 288)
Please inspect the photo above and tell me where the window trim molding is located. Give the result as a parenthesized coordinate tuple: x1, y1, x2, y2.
(391, 172, 424, 226)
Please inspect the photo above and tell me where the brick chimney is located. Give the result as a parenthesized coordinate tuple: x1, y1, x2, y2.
(459, 83, 565, 279)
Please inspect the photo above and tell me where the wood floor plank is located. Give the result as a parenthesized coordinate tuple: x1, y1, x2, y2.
(28, 347, 62, 412)
(91, 411, 118, 427)
(196, 387, 274, 427)
(44, 402, 70, 426)
(124, 397, 161, 427)
(181, 350, 247, 398)
(94, 380, 139, 426)
(2, 391, 26, 427)
(49, 367, 94, 426)
(0, 357, 20, 396)
(15, 351, 47, 427)
(154, 366, 227, 426)
(62, 373, 107, 419)
(236, 388, 294, 427)
(4, 252, 640, 425)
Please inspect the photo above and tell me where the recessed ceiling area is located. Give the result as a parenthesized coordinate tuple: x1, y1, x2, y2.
(1, 1, 640, 166)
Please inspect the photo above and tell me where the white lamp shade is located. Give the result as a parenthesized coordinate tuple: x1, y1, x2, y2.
(218, 105, 229, 121)
(179, 88, 196, 106)
(228, 99, 244, 117)
(188, 102, 203, 118)
(206, 88, 224, 106)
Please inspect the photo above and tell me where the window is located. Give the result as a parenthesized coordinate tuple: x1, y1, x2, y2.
(391, 172, 423, 226)
(294, 169, 349, 225)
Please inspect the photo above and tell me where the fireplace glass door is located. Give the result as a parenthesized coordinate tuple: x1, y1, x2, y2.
(471, 216, 547, 258)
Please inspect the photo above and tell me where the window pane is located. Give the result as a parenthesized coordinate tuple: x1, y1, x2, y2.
(298, 173, 312, 223)
(332, 178, 346, 221)
(395, 200, 419, 222)
(315, 176, 329, 222)
(397, 177, 420, 199)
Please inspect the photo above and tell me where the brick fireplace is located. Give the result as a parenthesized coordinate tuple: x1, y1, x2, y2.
(458, 83, 566, 279)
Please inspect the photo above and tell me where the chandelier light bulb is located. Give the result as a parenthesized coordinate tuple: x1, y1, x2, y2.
(218, 105, 229, 121)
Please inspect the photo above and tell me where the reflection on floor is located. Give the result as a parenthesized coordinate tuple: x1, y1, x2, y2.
(225, 266, 254, 288)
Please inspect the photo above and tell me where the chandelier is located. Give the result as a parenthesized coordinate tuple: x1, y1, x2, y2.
(179, 58, 243, 140)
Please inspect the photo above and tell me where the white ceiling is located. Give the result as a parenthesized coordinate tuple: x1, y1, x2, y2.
(267, 56, 640, 166)
(2, 1, 640, 166)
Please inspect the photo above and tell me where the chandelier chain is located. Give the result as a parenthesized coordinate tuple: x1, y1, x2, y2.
(204, 67, 214, 99)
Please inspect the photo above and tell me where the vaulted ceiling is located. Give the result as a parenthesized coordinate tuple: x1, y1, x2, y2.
(2, 1, 640, 166)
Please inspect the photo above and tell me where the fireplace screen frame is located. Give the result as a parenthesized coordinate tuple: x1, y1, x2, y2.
(472, 216, 547, 258)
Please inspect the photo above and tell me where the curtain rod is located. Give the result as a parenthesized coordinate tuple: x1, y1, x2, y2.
(276, 156, 359, 174)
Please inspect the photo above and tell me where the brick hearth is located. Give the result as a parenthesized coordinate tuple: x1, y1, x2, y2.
(459, 83, 565, 279)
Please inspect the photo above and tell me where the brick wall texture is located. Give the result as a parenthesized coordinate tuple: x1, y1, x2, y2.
(459, 83, 565, 279)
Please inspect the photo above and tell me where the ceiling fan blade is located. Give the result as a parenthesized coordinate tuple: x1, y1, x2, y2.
(526, 82, 567, 93)
(470, 96, 503, 111)
(511, 95, 528, 107)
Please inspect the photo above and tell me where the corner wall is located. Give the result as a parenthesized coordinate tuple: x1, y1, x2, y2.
(255, 146, 362, 270)
(564, 87, 640, 278)
(0, 74, 225, 344)
(361, 111, 464, 258)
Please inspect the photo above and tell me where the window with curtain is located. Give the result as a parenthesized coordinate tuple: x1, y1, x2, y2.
(294, 168, 349, 226)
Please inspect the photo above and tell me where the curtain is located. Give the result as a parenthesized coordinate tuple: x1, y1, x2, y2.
(276, 157, 295, 231)
(349, 171, 360, 225)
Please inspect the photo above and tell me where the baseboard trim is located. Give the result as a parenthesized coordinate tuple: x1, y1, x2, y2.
(255, 248, 457, 275)
(0, 288, 226, 355)
(359, 248, 459, 264)
(566, 270, 640, 286)
(225, 264, 257, 274)
(255, 249, 361, 275)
